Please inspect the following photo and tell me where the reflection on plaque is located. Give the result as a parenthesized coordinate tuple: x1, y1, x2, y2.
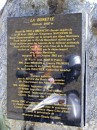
(7, 13, 84, 127)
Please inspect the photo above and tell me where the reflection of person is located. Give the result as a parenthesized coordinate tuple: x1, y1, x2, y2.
(16, 43, 81, 125)
(32, 43, 42, 58)
(16, 43, 45, 122)
(16, 43, 56, 122)
(16, 43, 43, 77)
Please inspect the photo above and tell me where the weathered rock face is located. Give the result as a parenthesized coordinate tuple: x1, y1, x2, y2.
(0, 0, 97, 129)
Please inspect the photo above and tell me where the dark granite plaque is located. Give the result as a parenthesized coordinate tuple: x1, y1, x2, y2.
(7, 13, 83, 127)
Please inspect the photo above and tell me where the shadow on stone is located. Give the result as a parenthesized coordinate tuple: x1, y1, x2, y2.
(92, 20, 97, 35)
(47, 0, 65, 14)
